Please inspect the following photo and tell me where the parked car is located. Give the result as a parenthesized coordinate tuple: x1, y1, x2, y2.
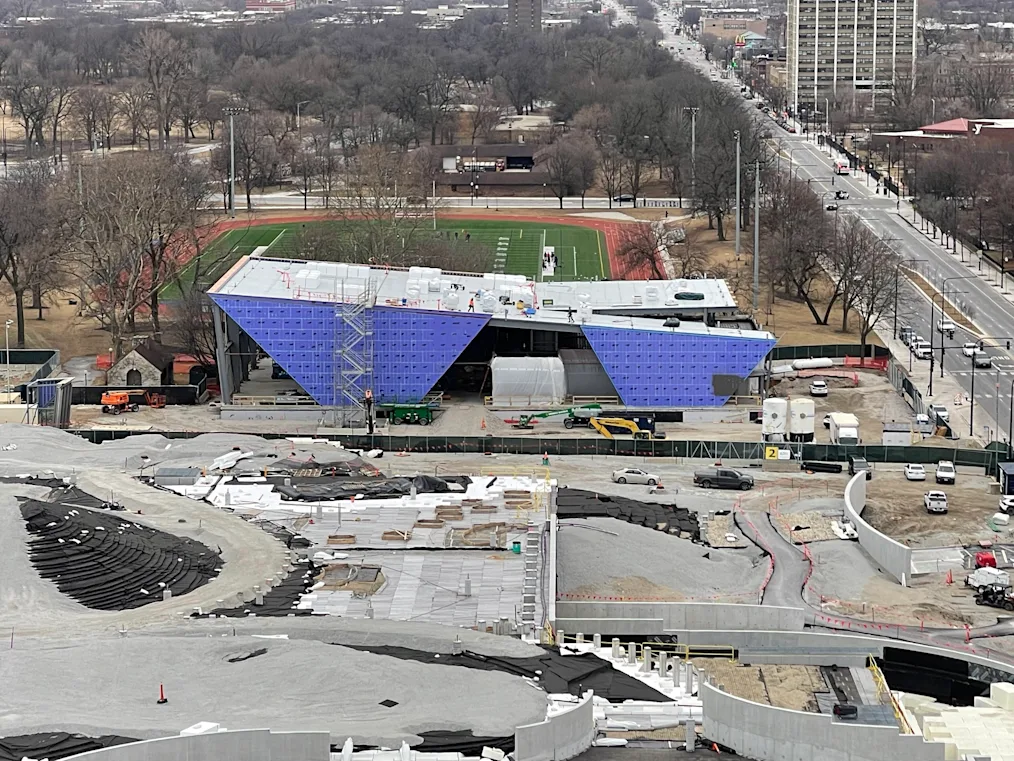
(935, 460, 956, 484)
(832, 704, 858, 721)
(936, 318, 956, 338)
(924, 491, 949, 514)
(915, 413, 931, 427)
(899, 325, 914, 344)
(927, 404, 950, 423)
(611, 467, 660, 485)
(809, 380, 829, 397)
(693, 468, 754, 490)
(904, 464, 926, 481)
(848, 455, 872, 480)
(962, 342, 979, 358)
(913, 341, 932, 360)
(999, 495, 1014, 513)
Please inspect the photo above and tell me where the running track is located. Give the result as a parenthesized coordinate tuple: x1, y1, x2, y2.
(195, 212, 657, 281)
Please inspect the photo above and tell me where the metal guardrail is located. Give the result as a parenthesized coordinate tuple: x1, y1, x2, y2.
(229, 395, 319, 407)
(868, 654, 913, 733)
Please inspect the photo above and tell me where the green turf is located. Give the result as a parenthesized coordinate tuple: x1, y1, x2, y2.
(165, 218, 609, 299)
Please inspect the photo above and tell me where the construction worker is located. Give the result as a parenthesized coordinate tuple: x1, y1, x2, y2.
(468, 297, 475, 312)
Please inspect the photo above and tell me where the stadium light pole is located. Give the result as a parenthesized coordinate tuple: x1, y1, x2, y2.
(224, 106, 249, 219)
(683, 107, 699, 209)
(734, 129, 741, 259)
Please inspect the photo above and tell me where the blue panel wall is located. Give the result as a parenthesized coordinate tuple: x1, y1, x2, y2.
(209, 296, 490, 404)
(581, 326, 775, 407)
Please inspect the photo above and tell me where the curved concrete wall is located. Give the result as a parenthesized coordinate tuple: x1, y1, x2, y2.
(844, 472, 912, 586)
(514, 691, 595, 761)
(701, 681, 946, 761)
(554, 601, 804, 636)
(62, 730, 329, 761)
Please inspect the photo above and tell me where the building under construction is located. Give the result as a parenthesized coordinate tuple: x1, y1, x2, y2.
(208, 257, 775, 424)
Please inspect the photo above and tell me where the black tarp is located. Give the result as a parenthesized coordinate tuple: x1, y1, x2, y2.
(0, 476, 68, 489)
(345, 731, 514, 755)
(0, 733, 138, 761)
(195, 560, 319, 618)
(556, 488, 699, 537)
(20, 500, 221, 611)
(276, 475, 470, 502)
(341, 645, 670, 702)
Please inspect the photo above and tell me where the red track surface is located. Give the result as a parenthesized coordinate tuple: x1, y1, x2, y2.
(194, 212, 656, 280)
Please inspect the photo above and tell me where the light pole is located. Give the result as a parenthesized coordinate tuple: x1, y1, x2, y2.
(296, 100, 311, 211)
(4, 319, 11, 395)
(970, 348, 979, 438)
(893, 258, 926, 339)
(224, 106, 249, 219)
(753, 159, 760, 310)
(734, 129, 741, 259)
(683, 107, 699, 209)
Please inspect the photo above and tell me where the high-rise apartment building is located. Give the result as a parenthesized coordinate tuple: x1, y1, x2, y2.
(786, 0, 917, 116)
(508, 0, 541, 31)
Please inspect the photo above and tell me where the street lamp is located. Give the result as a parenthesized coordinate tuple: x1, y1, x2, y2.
(224, 105, 249, 219)
(4, 319, 11, 395)
(734, 129, 741, 259)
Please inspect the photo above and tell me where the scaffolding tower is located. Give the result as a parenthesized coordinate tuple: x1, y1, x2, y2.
(331, 280, 375, 428)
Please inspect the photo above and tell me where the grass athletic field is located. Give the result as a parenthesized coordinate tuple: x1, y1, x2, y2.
(167, 217, 611, 298)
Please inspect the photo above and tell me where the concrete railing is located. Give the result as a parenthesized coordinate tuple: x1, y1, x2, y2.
(514, 691, 595, 761)
(61, 729, 330, 761)
(844, 472, 912, 586)
(701, 680, 946, 761)
(554, 601, 804, 636)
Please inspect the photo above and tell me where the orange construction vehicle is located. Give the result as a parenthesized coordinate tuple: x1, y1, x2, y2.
(101, 391, 140, 415)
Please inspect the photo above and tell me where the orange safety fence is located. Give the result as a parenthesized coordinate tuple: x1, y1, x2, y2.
(844, 356, 889, 372)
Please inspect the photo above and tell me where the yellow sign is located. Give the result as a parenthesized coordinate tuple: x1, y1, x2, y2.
(765, 446, 780, 460)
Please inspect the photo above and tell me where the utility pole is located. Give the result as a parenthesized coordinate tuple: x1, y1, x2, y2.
(224, 106, 249, 219)
(683, 107, 699, 209)
(734, 129, 741, 259)
(753, 159, 759, 310)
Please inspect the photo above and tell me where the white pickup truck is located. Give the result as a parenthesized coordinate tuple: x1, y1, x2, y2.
(966, 567, 1010, 592)
(937, 319, 956, 339)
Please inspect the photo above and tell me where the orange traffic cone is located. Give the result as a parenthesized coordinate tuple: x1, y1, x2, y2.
(945, 569, 953, 585)
(481, 418, 487, 431)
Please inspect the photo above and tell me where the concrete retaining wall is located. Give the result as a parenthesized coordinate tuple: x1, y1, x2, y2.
(514, 691, 595, 761)
(61, 730, 330, 761)
(844, 472, 912, 586)
(701, 681, 945, 761)
(554, 601, 805, 636)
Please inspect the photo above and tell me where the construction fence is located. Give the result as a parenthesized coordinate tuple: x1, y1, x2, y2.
(65, 429, 1003, 469)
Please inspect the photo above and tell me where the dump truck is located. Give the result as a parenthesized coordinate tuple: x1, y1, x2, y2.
(827, 412, 860, 446)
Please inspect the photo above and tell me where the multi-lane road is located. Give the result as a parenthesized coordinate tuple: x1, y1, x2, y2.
(657, 11, 1014, 441)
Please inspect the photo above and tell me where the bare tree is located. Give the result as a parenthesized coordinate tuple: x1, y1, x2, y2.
(852, 238, 902, 359)
(0, 162, 54, 344)
(615, 223, 665, 279)
(58, 151, 212, 357)
(129, 28, 190, 149)
(958, 63, 1012, 117)
(543, 140, 579, 209)
(597, 144, 623, 209)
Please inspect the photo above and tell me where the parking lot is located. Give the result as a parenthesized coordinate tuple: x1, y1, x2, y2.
(863, 467, 1001, 548)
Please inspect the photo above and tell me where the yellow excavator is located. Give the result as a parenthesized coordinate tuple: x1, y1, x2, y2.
(590, 417, 653, 439)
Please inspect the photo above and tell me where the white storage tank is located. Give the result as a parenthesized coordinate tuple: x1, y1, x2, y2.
(792, 358, 834, 370)
(789, 398, 815, 441)
(762, 398, 788, 439)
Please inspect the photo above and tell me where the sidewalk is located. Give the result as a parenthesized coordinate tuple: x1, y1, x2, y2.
(876, 325, 999, 446)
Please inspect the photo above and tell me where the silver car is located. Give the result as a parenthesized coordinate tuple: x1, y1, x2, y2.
(611, 467, 660, 485)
